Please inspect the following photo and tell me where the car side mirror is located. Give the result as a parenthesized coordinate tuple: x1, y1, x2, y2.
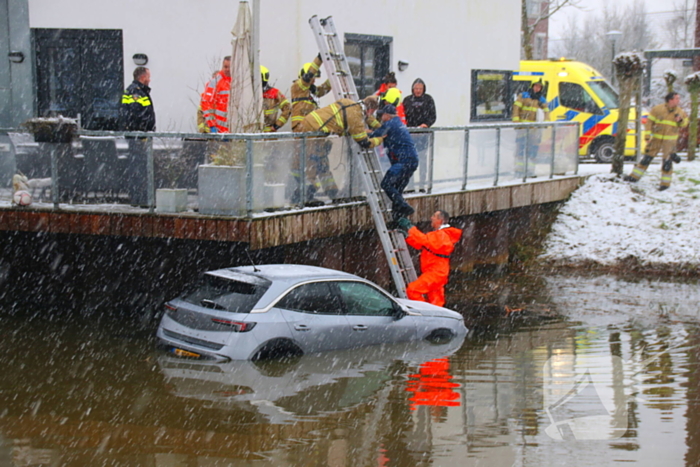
(392, 304, 406, 320)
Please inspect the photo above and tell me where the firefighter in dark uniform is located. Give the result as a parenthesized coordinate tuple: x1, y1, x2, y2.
(625, 92, 688, 191)
(119, 66, 155, 206)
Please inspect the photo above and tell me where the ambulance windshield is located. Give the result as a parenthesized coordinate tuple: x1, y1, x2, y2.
(588, 81, 619, 109)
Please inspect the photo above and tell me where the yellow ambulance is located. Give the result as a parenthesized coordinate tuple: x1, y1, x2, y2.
(514, 59, 643, 162)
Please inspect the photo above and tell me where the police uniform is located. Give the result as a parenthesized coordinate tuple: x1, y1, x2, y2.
(119, 79, 155, 206)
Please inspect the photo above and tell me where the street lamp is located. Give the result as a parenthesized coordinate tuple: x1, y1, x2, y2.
(606, 30, 623, 86)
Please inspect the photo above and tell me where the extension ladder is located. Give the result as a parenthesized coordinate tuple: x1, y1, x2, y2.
(309, 15, 418, 298)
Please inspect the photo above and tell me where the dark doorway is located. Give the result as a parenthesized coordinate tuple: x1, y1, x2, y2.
(345, 33, 391, 98)
(33, 28, 123, 130)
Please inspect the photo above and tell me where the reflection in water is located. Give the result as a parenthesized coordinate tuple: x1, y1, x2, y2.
(0, 272, 698, 466)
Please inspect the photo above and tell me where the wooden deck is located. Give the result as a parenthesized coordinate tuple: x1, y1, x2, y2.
(0, 176, 583, 250)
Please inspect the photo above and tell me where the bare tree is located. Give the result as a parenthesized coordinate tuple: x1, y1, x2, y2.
(664, 0, 696, 49)
(551, 0, 657, 81)
(521, 0, 581, 60)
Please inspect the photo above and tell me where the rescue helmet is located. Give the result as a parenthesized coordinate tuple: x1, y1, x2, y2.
(261, 65, 270, 86)
(380, 87, 402, 106)
(299, 62, 321, 79)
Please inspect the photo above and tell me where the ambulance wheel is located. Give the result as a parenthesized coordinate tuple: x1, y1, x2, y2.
(592, 138, 615, 163)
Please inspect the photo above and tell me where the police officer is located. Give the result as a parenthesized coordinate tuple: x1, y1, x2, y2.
(119, 67, 155, 206)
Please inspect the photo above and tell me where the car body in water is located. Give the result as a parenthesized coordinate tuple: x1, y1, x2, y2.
(157, 334, 465, 423)
(156, 264, 467, 361)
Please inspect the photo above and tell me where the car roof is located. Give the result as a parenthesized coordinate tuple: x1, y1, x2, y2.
(210, 264, 361, 286)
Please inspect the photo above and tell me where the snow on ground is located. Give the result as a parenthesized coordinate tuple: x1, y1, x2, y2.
(541, 160, 700, 268)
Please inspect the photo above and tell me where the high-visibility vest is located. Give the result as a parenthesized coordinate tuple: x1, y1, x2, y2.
(262, 87, 291, 132)
(201, 71, 231, 132)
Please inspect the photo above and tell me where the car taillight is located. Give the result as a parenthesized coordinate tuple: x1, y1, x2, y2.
(165, 303, 177, 314)
(211, 318, 256, 332)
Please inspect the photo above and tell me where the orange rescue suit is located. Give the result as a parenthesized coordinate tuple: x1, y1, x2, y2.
(406, 224, 462, 307)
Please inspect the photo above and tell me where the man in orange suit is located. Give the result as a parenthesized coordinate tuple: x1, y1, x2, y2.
(398, 210, 462, 307)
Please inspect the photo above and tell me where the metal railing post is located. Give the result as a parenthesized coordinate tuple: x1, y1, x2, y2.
(461, 129, 470, 191)
(147, 137, 155, 213)
(299, 137, 307, 208)
(246, 138, 254, 216)
(523, 127, 529, 182)
(50, 144, 59, 208)
(575, 122, 580, 175)
(549, 124, 557, 179)
(494, 127, 501, 186)
(427, 131, 435, 194)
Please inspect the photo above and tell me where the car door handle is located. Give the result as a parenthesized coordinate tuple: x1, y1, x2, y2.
(294, 324, 310, 331)
(352, 325, 368, 331)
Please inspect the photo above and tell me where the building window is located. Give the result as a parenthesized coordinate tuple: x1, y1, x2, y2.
(471, 70, 512, 121)
(33, 29, 124, 130)
(534, 33, 547, 60)
(527, 0, 545, 18)
(344, 33, 391, 98)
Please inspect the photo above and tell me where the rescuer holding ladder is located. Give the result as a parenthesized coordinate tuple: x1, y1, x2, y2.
(293, 96, 383, 204)
(624, 92, 687, 191)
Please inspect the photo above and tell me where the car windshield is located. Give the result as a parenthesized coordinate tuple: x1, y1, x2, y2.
(181, 274, 270, 313)
(588, 81, 619, 109)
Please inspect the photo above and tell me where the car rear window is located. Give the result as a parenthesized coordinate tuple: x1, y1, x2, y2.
(181, 274, 270, 313)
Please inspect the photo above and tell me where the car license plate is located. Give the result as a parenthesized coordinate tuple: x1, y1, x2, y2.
(170, 347, 201, 359)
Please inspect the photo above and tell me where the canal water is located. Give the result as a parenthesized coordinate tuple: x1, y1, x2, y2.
(0, 267, 698, 466)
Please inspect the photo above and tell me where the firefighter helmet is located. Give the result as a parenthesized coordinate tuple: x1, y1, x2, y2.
(261, 65, 270, 86)
(299, 62, 321, 79)
(381, 87, 402, 106)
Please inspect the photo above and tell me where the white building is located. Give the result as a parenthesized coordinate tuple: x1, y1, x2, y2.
(1, 0, 521, 130)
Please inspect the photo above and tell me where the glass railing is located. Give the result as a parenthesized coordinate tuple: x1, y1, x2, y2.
(0, 121, 579, 216)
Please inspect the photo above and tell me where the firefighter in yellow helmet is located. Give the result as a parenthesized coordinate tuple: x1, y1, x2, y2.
(292, 96, 384, 205)
(379, 87, 406, 125)
(512, 80, 548, 178)
(290, 54, 332, 132)
(261, 66, 291, 132)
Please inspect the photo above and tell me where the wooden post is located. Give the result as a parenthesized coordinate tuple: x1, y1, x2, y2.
(685, 73, 700, 162)
(612, 53, 645, 176)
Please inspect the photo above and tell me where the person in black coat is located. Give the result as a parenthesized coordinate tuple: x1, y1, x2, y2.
(119, 67, 155, 206)
(402, 78, 436, 191)
(403, 78, 436, 128)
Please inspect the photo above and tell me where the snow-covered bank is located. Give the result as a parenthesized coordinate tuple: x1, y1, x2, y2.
(541, 160, 700, 270)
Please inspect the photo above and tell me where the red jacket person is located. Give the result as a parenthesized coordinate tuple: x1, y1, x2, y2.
(399, 210, 462, 307)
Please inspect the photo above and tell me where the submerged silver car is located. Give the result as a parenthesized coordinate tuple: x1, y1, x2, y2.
(156, 264, 467, 361)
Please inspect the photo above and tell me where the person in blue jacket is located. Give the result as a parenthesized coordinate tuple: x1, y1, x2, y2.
(370, 104, 419, 221)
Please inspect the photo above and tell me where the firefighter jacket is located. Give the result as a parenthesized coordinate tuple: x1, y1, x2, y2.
(119, 80, 155, 131)
(406, 224, 462, 283)
(646, 103, 688, 142)
(291, 56, 332, 131)
(201, 71, 231, 132)
(262, 86, 291, 132)
(301, 99, 383, 149)
(512, 91, 547, 123)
